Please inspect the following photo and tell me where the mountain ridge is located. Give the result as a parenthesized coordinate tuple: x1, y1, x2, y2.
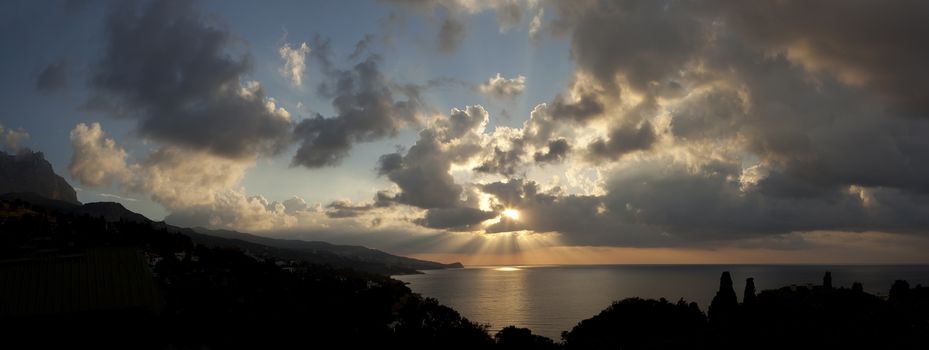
(0, 149, 462, 274)
(193, 227, 464, 271)
(0, 150, 78, 204)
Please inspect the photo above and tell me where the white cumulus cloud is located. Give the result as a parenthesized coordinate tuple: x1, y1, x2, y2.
(479, 73, 526, 99)
(278, 41, 310, 87)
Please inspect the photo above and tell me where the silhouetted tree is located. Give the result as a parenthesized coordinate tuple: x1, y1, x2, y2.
(823, 271, 833, 289)
(743, 277, 757, 305)
(708, 271, 739, 329)
(889, 280, 910, 305)
(495, 326, 557, 350)
(562, 297, 707, 350)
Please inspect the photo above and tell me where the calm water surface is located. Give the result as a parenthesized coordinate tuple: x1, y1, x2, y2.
(394, 265, 929, 339)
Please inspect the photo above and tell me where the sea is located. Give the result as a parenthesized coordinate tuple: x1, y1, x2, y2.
(394, 265, 929, 340)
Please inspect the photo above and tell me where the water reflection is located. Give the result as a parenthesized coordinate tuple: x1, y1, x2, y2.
(396, 265, 929, 340)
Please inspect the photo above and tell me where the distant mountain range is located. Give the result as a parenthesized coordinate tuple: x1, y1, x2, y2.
(190, 227, 463, 273)
(0, 150, 461, 275)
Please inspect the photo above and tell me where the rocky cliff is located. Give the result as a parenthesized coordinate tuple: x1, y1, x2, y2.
(0, 150, 79, 204)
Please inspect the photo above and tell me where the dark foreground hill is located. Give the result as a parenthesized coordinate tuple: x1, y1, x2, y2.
(0, 198, 491, 349)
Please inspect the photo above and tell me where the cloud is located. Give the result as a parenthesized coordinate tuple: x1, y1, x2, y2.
(474, 146, 523, 176)
(325, 193, 394, 218)
(378, 129, 465, 209)
(437, 16, 465, 53)
(706, 0, 929, 116)
(533, 138, 570, 164)
(59, 0, 929, 255)
(67, 122, 294, 231)
(385, 0, 525, 52)
(282, 196, 310, 215)
(450, 0, 929, 248)
(86, 1, 292, 159)
(36, 60, 68, 94)
(471, 102, 583, 176)
(164, 191, 299, 231)
(528, 7, 544, 40)
(69, 122, 251, 209)
(367, 105, 503, 229)
(330, 0, 929, 250)
(556, 0, 704, 94)
(439, 105, 489, 141)
(415, 207, 496, 231)
(98, 193, 137, 202)
(478, 73, 526, 99)
(549, 92, 604, 122)
(348, 34, 375, 60)
(585, 121, 656, 162)
(0, 124, 30, 151)
(132, 146, 253, 209)
(292, 55, 423, 168)
(68, 122, 132, 187)
(278, 41, 310, 87)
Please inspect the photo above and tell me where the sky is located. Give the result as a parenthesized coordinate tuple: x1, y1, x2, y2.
(3, 0, 929, 265)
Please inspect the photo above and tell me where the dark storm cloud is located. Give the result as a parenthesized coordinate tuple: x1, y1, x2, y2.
(372, 106, 485, 210)
(378, 129, 463, 209)
(87, 1, 291, 159)
(669, 89, 746, 142)
(415, 207, 496, 231)
(292, 55, 423, 168)
(602, 161, 929, 242)
(36, 60, 68, 94)
(369, 107, 501, 229)
(718, 45, 929, 196)
(549, 93, 604, 122)
(376, 152, 404, 175)
(709, 0, 929, 116)
(473, 147, 523, 176)
(586, 121, 655, 162)
(562, 0, 704, 94)
(533, 138, 570, 164)
(325, 193, 394, 218)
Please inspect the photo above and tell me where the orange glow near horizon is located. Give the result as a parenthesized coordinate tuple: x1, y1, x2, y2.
(408, 231, 929, 266)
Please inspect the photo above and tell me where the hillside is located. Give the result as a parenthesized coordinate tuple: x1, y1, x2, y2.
(193, 227, 463, 273)
(0, 150, 78, 204)
(0, 192, 460, 275)
(0, 197, 494, 349)
(0, 149, 461, 275)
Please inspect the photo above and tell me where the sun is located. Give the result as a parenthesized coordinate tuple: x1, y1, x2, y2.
(502, 208, 520, 221)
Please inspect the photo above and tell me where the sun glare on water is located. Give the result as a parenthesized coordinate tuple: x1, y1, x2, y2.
(494, 267, 522, 272)
(502, 209, 520, 221)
